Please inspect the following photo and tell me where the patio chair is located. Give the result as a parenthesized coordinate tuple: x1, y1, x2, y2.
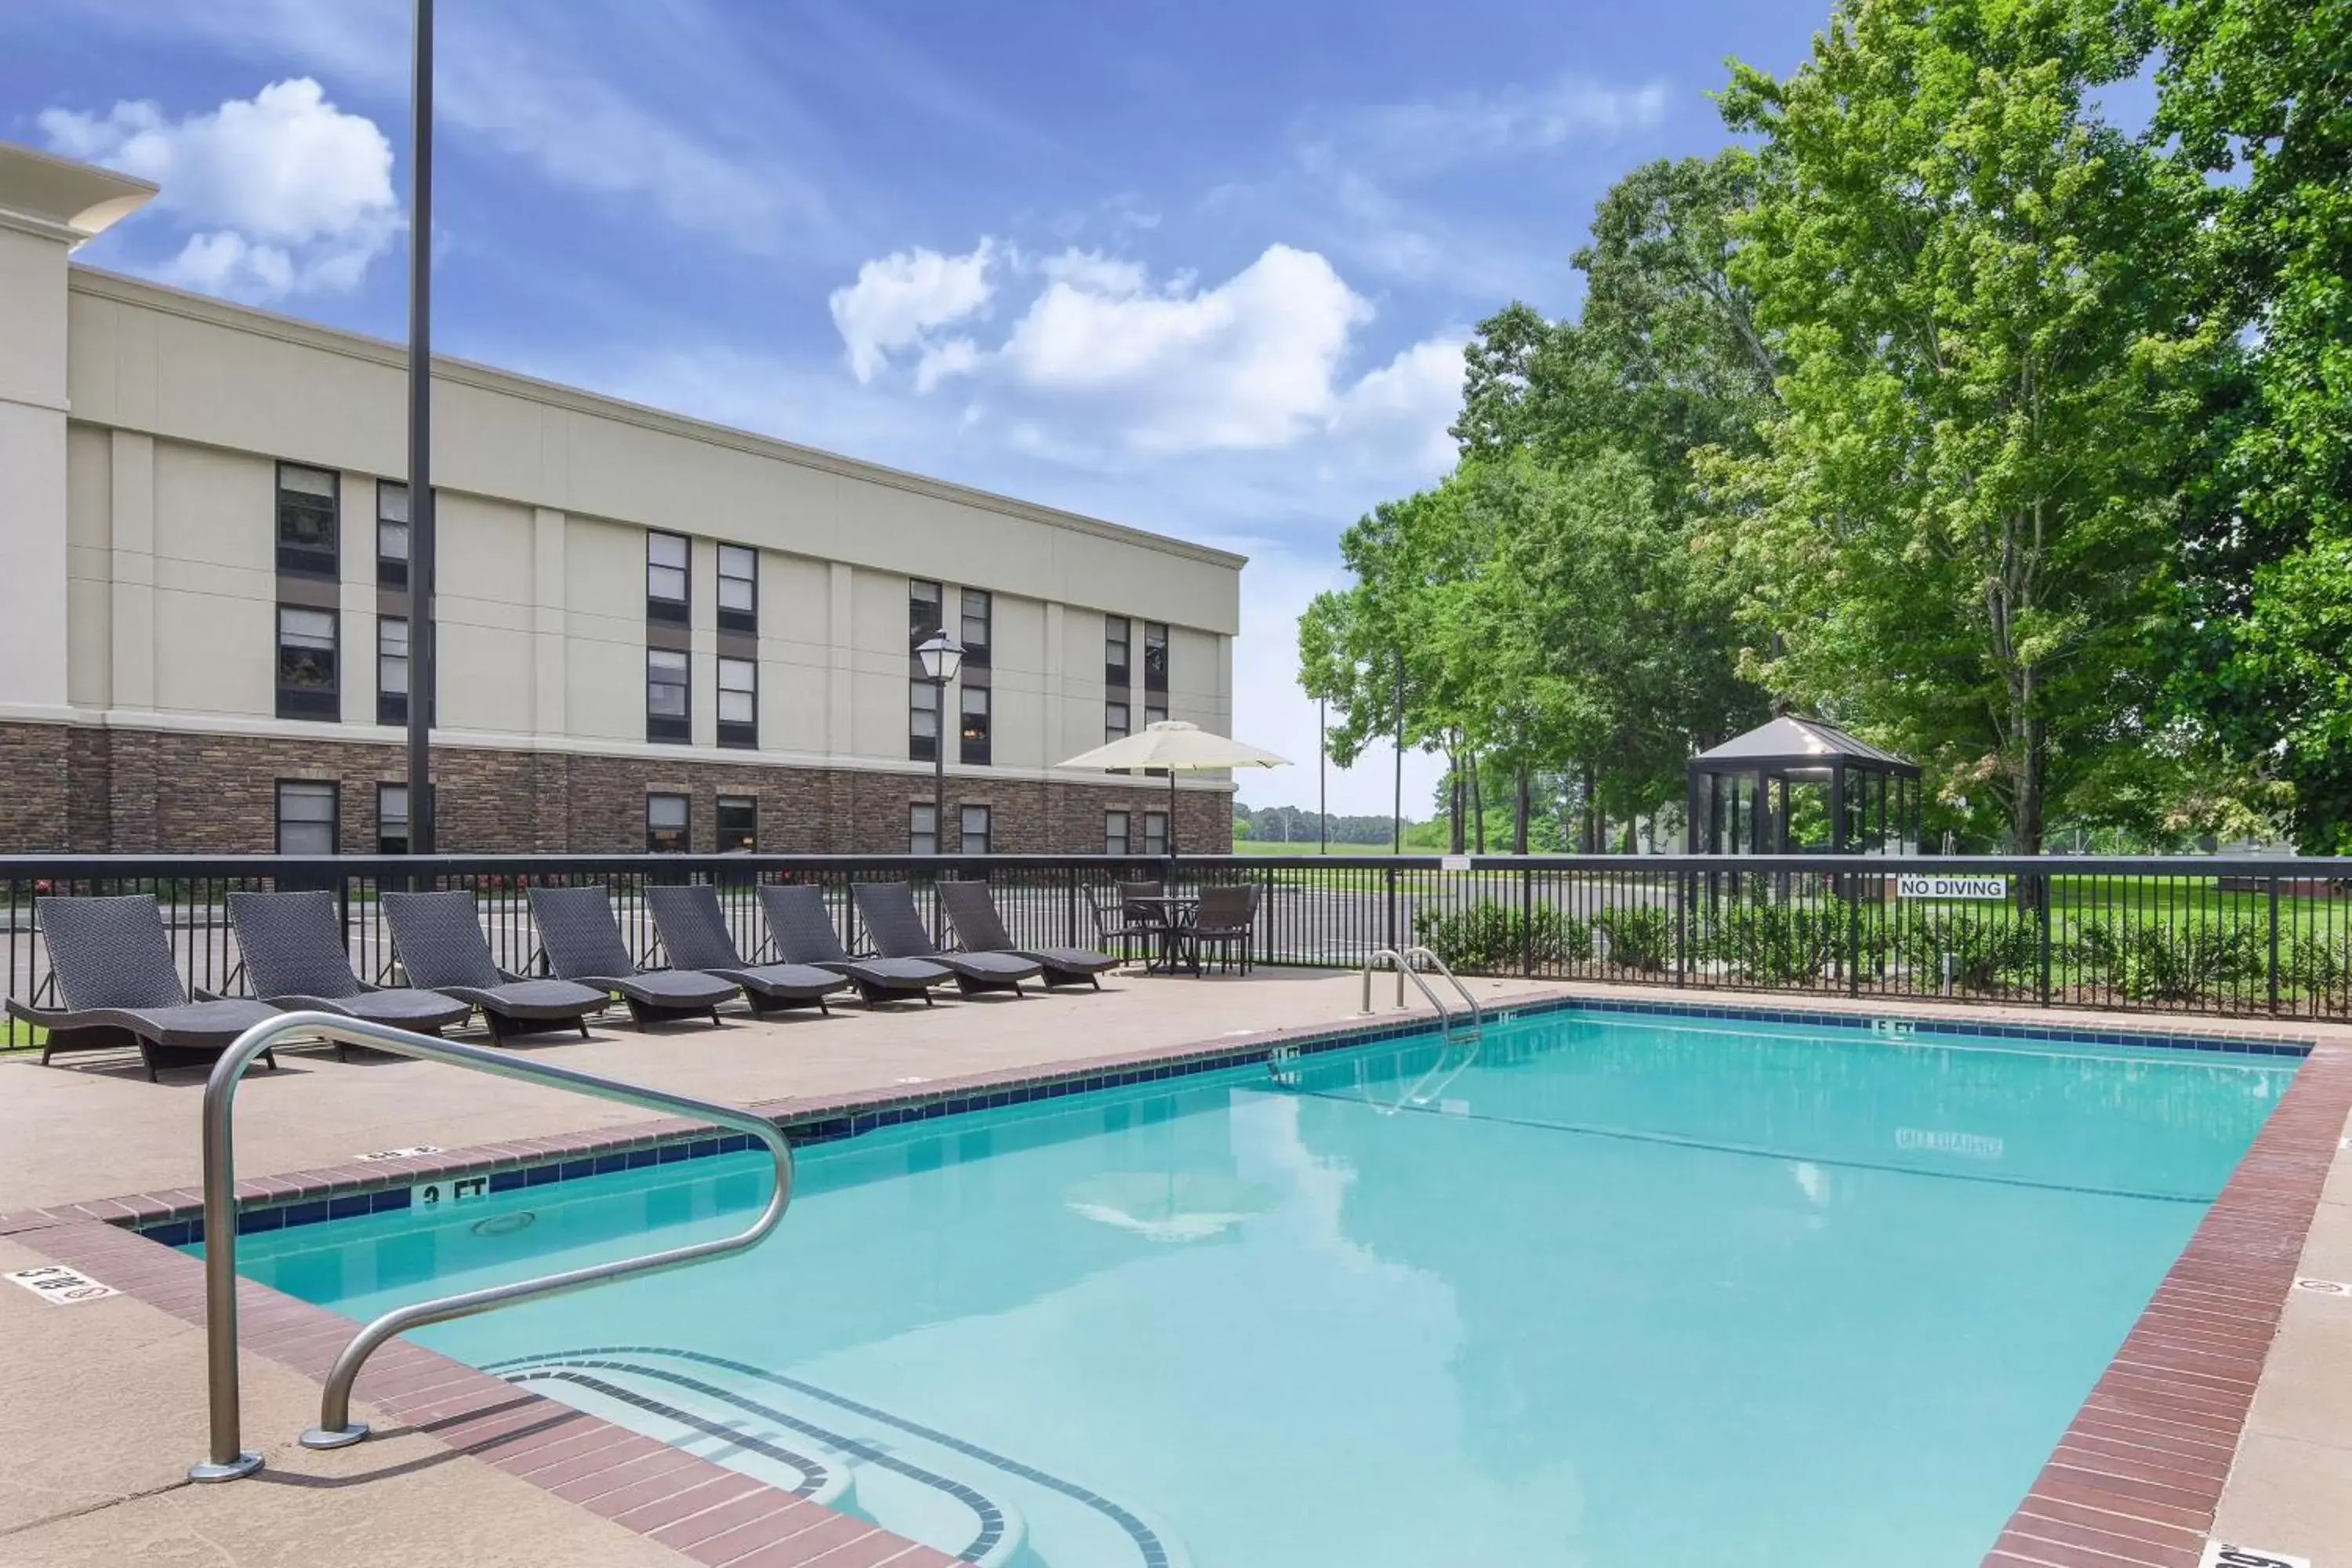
(640, 884, 852, 1016)
(225, 891, 472, 1054)
(756, 884, 953, 1007)
(379, 890, 610, 1041)
(527, 886, 741, 1029)
(851, 882, 1043, 997)
(1184, 884, 1262, 975)
(1090, 886, 1168, 965)
(937, 880, 1121, 989)
(7, 895, 281, 1081)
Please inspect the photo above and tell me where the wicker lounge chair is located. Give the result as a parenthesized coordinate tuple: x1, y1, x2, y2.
(851, 882, 1042, 997)
(527, 886, 741, 1029)
(379, 890, 609, 1040)
(936, 880, 1121, 989)
(225, 891, 473, 1054)
(7, 895, 281, 1080)
(637, 884, 851, 1016)
(757, 884, 953, 1007)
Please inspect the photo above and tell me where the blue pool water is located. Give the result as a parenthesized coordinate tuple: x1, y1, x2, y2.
(221, 1008, 2294, 1566)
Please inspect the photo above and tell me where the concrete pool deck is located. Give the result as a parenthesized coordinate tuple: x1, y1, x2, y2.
(0, 974, 2345, 1565)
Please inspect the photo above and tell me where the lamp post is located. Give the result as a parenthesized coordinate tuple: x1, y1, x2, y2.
(915, 633, 964, 853)
(404, 0, 437, 854)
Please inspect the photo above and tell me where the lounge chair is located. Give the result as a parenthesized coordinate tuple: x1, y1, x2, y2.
(527, 886, 741, 1029)
(225, 891, 473, 1054)
(937, 880, 1121, 989)
(1185, 884, 1262, 974)
(379, 890, 610, 1041)
(7, 895, 281, 1081)
(637, 884, 851, 1016)
(757, 884, 953, 1007)
(851, 882, 1043, 997)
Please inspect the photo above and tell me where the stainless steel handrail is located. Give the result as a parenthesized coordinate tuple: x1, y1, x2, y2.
(1401, 946, 1486, 1035)
(187, 1011, 794, 1483)
(1360, 947, 1457, 1031)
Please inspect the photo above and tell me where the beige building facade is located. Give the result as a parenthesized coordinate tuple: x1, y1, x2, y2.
(0, 143, 1240, 857)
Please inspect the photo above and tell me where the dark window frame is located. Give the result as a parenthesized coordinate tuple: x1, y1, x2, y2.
(717, 794, 758, 853)
(646, 530, 691, 625)
(647, 647, 691, 744)
(960, 803, 992, 856)
(717, 654, 757, 750)
(376, 781, 410, 855)
(959, 684, 991, 766)
(1105, 810, 1130, 856)
(1105, 614, 1131, 690)
(376, 615, 408, 727)
(909, 677, 940, 763)
(275, 461, 339, 579)
(717, 543, 757, 634)
(274, 778, 340, 855)
(909, 579, 944, 648)
(1143, 620, 1170, 694)
(276, 604, 340, 720)
(376, 480, 409, 590)
(1143, 810, 1170, 857)
(960, 587, 992, 669)
(645, 792, 691, 853)
(909, 801, 939, 855)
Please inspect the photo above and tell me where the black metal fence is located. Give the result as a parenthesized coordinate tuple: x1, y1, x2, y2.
(6, 851, 2350, 1045)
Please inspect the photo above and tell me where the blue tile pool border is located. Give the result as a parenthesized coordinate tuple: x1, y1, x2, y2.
(67, 988, 2312, 1248)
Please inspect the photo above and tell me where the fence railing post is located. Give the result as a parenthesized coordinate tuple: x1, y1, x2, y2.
(2037, 873, 2053, 1007)
(1521, 862, 1534, 978)
(1384, 865, 1398, 959)
(2268, 874, 2281, 1015)
(1846, 875, 1860, 997)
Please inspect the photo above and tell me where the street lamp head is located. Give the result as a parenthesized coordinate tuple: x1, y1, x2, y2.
(916, 633, 964, 684)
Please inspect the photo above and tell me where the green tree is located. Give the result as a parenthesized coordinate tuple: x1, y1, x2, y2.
(1712, 0, 2223, 851)
(2156, 0, 2352, 848)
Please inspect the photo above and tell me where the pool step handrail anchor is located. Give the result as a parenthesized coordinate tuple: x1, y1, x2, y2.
(187, 1011, 795, 1483)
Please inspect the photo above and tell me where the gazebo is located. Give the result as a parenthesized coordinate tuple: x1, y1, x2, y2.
(1686, 717, 1920, 855)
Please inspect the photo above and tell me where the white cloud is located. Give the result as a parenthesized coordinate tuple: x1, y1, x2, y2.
(913, 336, 981, 393)
(1329, 336, 1467, 471)
(828, 238, 997, 383)
(1036, 248, 1149, 296)
(38, 78, 399, 300)
(1316, 77, 1672, 176)
(996, 244, 1374, 453)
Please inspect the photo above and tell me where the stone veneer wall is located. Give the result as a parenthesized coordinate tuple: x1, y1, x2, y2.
(0, 722, 1230, 856)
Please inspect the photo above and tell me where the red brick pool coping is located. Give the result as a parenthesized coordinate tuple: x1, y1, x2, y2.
(2, 987, 2343, 1566)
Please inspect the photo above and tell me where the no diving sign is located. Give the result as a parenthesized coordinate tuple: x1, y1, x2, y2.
(5, 1264, 118, 1305)
(1896, 873, 2009, 901)
(2201, 1545, 2310, 1568)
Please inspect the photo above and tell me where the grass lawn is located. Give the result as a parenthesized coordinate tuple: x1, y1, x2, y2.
(1230, 839, 1406, 856)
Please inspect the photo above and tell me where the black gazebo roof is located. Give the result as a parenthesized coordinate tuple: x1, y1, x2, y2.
(1688, 716, 1920, 779)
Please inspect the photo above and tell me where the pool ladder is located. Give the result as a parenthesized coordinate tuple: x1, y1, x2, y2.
(1361, 946, 1486, 1040)
(187, 1011, 794, 1483)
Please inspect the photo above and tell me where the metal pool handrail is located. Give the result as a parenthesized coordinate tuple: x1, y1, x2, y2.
(1401, 946, 1486, 1036)
(187, 1011, 795, 1483)
(1361, 946, 1474, 1036)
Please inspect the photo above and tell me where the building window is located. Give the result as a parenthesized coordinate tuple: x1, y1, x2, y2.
(909, 802, 938, 855)
(276, 463, 339, 578)
(1105, 614, 1131, 689)
(717, 656, 757, 749)
(1105, 810, 1131, 855)
(1143, 702, 1169, 776)
(960, 685, 991, 766)
(960, 804, 991, 856)
(376, 481, 408, 590)
(276, 779, 339, 855)
(1105, 699, 1130, 745)
(717, 795, 757, 853)
(1143, 811, 1169, 857)
(909, 677, 939, 762)
(377, 615, 409, 726)
(1143, 621, 1169, 694)
(377, 783, 409, 855)
(276, 606, 339, 720)
(717, 544, 757, 633)
(646, 793, 689, 853)
(960, 589, 992, 669)
(909, 579, 943, 647)
(647, 532, 690, 623)
(647, 648, 691, 743)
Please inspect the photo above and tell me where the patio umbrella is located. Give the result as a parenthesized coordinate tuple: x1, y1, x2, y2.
(1056, 720, 1290, 855)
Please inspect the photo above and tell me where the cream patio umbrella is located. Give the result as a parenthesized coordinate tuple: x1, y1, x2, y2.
(1057, 720, 1290, 856)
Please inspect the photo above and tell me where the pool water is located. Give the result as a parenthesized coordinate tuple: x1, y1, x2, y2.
(223, 1009, 2294, 1566)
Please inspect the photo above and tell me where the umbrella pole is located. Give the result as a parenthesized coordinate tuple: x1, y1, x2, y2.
(1168, 768, 1179, 862)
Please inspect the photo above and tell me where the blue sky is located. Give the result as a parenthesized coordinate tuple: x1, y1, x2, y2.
(2, 0, 1831, 814)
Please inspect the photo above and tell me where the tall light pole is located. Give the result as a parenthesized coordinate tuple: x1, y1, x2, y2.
(915, 633, 964, 853)
(404, 0, 437, 853)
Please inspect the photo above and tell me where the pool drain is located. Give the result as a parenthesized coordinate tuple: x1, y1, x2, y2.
(470, 1210, 536, 1238)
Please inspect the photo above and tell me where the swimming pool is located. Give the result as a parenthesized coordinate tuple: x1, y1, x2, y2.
(219, 1005, 2296, 1566)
